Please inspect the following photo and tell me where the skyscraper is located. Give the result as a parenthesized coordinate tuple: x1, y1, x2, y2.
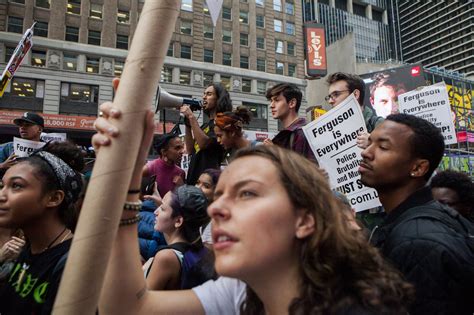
(392, 0, 473, 78)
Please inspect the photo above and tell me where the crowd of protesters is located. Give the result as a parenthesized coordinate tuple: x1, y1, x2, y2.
(0, 72, 473, 315)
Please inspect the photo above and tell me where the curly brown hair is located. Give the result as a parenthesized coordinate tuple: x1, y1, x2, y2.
(232, 145, 413, 315)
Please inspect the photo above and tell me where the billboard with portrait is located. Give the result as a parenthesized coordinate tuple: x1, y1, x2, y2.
(360, 64, 426, 118)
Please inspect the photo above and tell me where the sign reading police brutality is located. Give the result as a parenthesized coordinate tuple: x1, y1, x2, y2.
(303, 95, 381, 212)
(13, 137, 45, 157)
(398, 82, 457, 145)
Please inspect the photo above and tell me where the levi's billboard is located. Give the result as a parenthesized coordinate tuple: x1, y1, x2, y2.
(304, 22, 327, 78)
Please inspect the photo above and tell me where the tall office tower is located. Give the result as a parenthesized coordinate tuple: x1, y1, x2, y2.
(393, 0, 473, 78)
(302, 0, 395, 63)
(0, 0, 308, 142)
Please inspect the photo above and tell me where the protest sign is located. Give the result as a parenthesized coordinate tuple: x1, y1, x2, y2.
(303, 95, 381, 212)
(206, 0, 223, 27)
(13, 137, 45, 157)
(398, 82, 457, 145)
(0, 23, 35, 97)
(41, 132, 67, 142)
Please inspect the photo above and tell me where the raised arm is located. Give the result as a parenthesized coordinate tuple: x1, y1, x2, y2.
(94, 103, 204, 315)
(181, 106, 211, 152)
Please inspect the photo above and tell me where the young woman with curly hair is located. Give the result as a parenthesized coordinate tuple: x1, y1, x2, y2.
(94, 106, 412, 315)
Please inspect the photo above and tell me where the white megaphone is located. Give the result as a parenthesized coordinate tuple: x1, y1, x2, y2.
(156, 87, 202, 111)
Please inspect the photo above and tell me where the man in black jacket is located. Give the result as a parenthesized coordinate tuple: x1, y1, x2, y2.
(359, 113, 474, 315)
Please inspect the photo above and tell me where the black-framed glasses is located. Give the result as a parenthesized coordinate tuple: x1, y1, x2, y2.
(324, 90, 350, 102)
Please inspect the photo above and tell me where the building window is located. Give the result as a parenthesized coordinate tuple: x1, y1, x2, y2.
(257, 81, 266, 94)
(286, 22, 295, 35)
(222, 7, 231, 20)
(181, 0, 192, 12)
(67, 0, 81, 15)
(353, 3, 366, 17)
(88, 30, 101, 46)
(181, 45, 191, 59)
(9, 0, 25, 3)
(257, 58, 266, 72)
(114, 60, 124, 76)
(204, 49, 213, 63)
(239, 11, 248, 24)
(63, 53, 77, 71)
(36, 0, 50, 9)
(65, 26, 79, 42)
(116, 35, 128, 49)
(203, 73, 213, 86)
(276, 62, 284, 75)
(274, 19, 282, 32)
(242, 101, 268, 130)
(285, 0, 294, 15)
(9, 78, 42, 99)
(8, 16, 23, 33)
(288, 63, 296, 77)
(204, 24, 214, 39)
(221, 76, 231, 90)
(160, 66, 172, 83)
(5, 46, 15, 62)
(222, 29, 232, 43)
(257, 37, 265, 49)
(242, 79, 251, 93)
(31, 50, 46, 67)
(240, 33, 248, 46)
(240, 56, 249, 69)
(287, 42, 295, 56)
(372, 9, 383, 22)
(34, 21, 48, 37)
(273, 0, 282, 11)
(203, 2, 210, 15)
(180, 70, 191, 85)
(223, 53, 232, 66)
(0, 77, 45, 112)
(60, 82, 99, 116)
(90, 3, 102, 19)
(275, 40, 284, 54)
(86, 57, 100, 73)
(117, 10, 130, 24)
(256, 15, 265, 28)
(180, 20, 192, 35)
(256, 0, 264, 7)
(167, 43, 174, 57)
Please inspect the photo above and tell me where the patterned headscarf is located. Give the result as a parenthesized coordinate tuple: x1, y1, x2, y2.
(33, 151, 83, 206)
(215, 112, 244, 132)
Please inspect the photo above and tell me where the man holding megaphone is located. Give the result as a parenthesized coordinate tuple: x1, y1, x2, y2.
(179, 83, 232, 185)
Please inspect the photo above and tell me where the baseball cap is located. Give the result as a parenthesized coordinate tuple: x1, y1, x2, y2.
(13, 112, 44, 128)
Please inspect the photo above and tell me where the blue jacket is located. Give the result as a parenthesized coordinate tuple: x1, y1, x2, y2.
(138, 200, 166, 260)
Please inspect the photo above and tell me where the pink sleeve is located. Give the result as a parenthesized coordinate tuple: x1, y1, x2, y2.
(146, 159, 159, 175)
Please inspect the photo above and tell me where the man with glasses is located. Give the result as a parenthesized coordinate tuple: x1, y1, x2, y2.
(0, 112, 44, 172)
(326, 72, 383, 135)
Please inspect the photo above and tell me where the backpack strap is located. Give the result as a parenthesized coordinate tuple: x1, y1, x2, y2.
(396, 201, 474, 238)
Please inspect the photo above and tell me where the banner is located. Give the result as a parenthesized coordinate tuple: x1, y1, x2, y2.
(13, 137, 45, 157)
(0, 22, 36, 97)
(206, 0, 223, 27)
(302, 95, 381, 212)
(303, 22, 327, 78)
(360, 64, 425, 118)
(398, 82, 457, 145)
(243, 130, 276, 142)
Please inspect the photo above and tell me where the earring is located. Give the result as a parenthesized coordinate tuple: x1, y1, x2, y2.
(411, 173, 415, 177)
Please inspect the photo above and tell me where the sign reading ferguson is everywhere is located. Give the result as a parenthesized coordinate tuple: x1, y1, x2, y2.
(398, 82, 457, 145)
(303, 95, 381, 212)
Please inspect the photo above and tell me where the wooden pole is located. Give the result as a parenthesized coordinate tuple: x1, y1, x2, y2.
(52, 1, 180, 313)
